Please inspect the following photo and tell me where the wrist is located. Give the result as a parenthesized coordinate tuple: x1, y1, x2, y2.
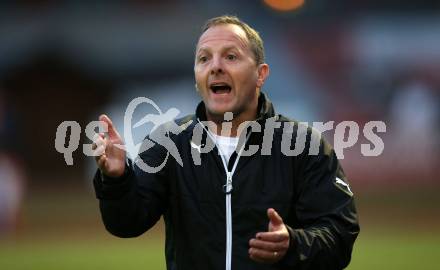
(101, 159, 130, 183)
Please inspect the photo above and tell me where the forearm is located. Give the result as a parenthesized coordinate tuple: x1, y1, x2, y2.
(93, 163, 163, 238)
(277, 200, 359, 269)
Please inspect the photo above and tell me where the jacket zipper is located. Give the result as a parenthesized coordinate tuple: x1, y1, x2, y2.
(218, 149, 243, 270)
(201, 121, 249, 270)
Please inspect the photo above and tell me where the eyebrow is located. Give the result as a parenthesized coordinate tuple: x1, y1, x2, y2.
(196, 45, 241, 55)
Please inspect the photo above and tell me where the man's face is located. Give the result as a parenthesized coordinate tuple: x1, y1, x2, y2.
(194, 24, 268, 120)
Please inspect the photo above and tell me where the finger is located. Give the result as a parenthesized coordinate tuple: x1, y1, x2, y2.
(96, 154, 107, 168)
(93, 136, 108, 153)
(93, 132, 107, 144)
(249, 247, 280, 262)
(256, 231, 289, 242)
(99, 114, 120, 140)
(249, 238, 289, 252)
(92, 140, 99, 150)
(94, 146, 106, 162)
(93, 145, 106, 157)
(267, 208, 283, 227)
(97, 132, 106, 141)
(93, 132, 105, 140)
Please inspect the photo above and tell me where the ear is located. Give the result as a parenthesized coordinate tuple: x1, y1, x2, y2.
(256, 64, 270, 88)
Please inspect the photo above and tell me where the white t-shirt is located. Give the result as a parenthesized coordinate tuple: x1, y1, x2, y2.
(211, 133, 239, 164)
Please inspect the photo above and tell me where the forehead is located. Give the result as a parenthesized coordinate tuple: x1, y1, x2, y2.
(196, 24, 250, 52)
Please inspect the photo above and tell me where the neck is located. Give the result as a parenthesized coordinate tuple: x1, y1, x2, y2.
(206, 105, 258, 138)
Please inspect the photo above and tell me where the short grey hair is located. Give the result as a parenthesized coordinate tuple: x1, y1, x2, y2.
(200, 15, 265, 65)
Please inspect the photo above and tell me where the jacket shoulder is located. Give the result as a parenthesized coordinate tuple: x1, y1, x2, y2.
(274, 114, 335, 156)
(175, 114, 196, 134)
(275, 114, 315, 136)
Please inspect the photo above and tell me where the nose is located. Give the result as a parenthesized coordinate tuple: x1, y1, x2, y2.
(210, 55, 224, 75)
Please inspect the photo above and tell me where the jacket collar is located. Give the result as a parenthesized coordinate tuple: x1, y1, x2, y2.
(195, 91, 276, 123)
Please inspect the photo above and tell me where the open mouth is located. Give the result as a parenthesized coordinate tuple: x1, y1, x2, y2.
(210, 83, 232, 94)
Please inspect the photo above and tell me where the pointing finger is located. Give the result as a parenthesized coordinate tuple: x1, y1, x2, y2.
(99, 114, 120, 140)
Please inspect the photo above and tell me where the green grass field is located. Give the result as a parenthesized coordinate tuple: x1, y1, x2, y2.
(1, 228, 439, 270)
(1, 189, 439, 270)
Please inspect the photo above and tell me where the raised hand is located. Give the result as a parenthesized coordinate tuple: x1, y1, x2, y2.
(248, 208, 291, 264)
(92, 114, 126, 177)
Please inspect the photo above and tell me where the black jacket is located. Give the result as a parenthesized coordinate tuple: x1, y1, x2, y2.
(94, 92, 359, 270)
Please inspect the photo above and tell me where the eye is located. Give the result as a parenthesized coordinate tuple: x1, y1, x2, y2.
(198, 56, 208, 63)
(226, 54, 237, 61)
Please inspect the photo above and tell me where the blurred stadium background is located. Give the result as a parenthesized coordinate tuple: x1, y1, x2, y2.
(0, 0, 439, 269)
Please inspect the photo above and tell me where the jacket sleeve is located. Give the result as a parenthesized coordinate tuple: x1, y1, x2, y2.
(276, 134, 360, 270)
(93, 138, 170, 238)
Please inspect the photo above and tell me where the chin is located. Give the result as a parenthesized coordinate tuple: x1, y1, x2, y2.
(206, 106, 235, 118)
(205, 101, 234, 115)
(208, 109, 231, 117)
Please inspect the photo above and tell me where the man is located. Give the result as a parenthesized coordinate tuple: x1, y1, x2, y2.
(92, 15, 359, 270)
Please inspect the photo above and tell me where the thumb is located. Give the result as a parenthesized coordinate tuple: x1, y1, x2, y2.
(267, 208, 283, 229)
(99, 114, 120, 140)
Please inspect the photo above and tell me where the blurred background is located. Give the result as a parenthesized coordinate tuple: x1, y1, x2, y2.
(0, 0, 439, 269)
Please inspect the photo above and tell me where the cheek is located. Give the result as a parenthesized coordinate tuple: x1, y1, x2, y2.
(235, 70, 258, 90)
(194, 70, 205, 86)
